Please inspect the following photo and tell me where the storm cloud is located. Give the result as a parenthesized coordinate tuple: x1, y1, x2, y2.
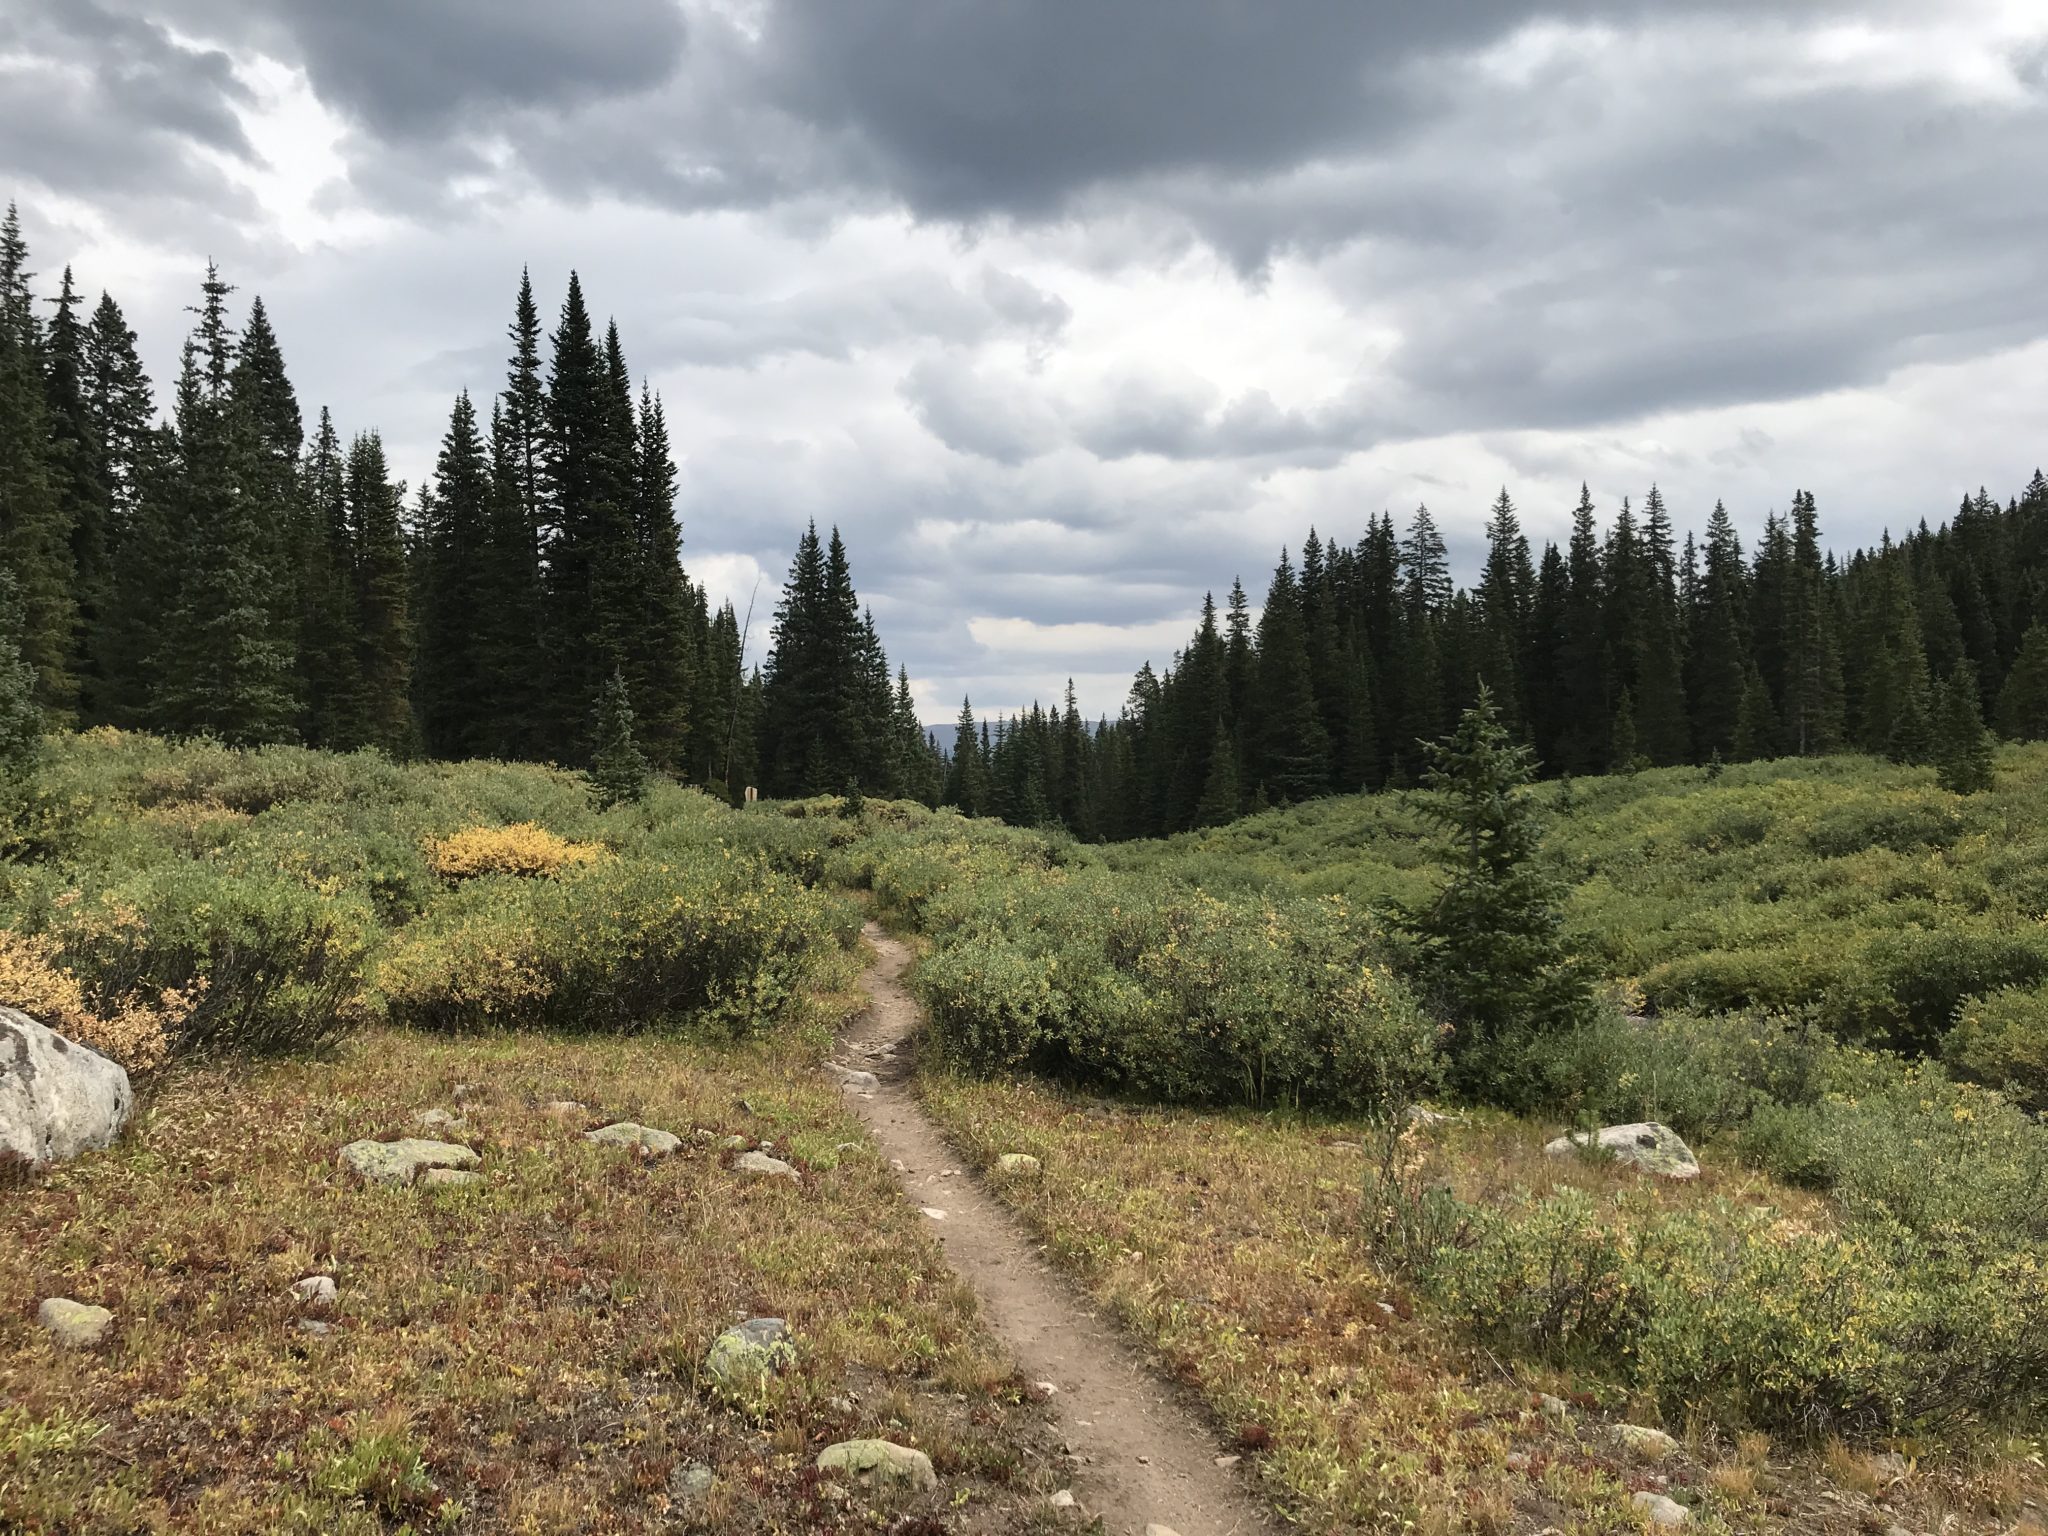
(2, 0, 2044, 716)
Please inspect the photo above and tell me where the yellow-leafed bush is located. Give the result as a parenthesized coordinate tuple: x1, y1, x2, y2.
(0, 925, 191, 1071)
(426, 822, 603, 881)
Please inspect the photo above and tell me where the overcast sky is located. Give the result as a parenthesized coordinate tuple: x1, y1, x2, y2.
(5, 1, 2046, 718)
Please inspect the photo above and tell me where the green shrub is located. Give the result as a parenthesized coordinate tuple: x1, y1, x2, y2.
(915, 858, 1438, 1113)
(377, 855, 836, 1037)
(1805, 796, 1968, 858)
(1414, 1186, 2048, 1439)
(30, 865, 375, 1054)
(1856, 928, 2048, 1050)
(1949, 982, 2048, 1108)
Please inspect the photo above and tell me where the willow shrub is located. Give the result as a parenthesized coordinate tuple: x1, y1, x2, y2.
(377, 854, 847, 1038)
(916, 864, 1439, 1113)
(1414, 1186, 2048, 1440)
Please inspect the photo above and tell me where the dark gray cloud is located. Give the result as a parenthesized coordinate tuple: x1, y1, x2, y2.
(7, 0, 2047, 716)
(0, 0, 256, 210)
(276, 0, 686, 139)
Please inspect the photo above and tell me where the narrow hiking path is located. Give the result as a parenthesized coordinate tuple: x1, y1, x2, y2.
(834, 921, 1276, 1536)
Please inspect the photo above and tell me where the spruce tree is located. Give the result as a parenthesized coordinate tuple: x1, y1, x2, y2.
(42, 265, 106, 717)
(1995, 622, 2048, 740)
(1193, 719, 1240, 826)
(1609, 686, 1639, 773)
(480, 400, 546, 759)
(1556, 485, 1610, 773)
(1402, 687, 1594, 1107)
(159, 265, 299, 744)
(77, 289, 154, 718)
(0, 205, 78, 721)
(1687, 501, 1748, 758)
(945, 698, 989, 814)
(0, 569, 42, 777)
(347, 431, 414, 756)
(296, 409, 363, 749)
(416, 391, 493, 757)
(1783, 490, 1847, 754)
(1473, 488, 1531, 735)
(1248, 551, 1332, 803)
(590, 668, 650, 807)
(628, 386, 693, 771)
(539, 272, 622, 756)
(1933, 661, 1995, 794)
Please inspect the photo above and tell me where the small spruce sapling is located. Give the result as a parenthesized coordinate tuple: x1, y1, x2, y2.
(1934, 661, 1996, 795)
(1402, 687, 1597, 1108)
(590, 670, 649, 808)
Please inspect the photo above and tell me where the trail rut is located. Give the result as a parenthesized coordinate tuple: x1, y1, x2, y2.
(834, 920, 1275, 1536)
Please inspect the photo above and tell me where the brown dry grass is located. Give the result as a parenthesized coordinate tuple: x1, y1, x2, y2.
(920, 1071, 2048, 1536)
(1, 1025, 1070, 1535)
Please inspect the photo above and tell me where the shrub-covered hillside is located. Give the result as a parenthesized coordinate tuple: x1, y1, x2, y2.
(0, 728, 857, 1071)
(1106, 743, 2048, 1102)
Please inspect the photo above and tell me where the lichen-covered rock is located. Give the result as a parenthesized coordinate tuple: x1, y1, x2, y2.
(1615, 1424, 1679, 1461)
(1631, 1491, 1690, 1527)
(705, 1317, 794, 1394)
(0, 1007, 134, 1169)
(585, 1121, 681, 1156)
(815, 1439, 937, 1492)
(995, 1153, 1041, 1176)
(1544, 1122, 1699, 1179)
(669, 1463, 714, 1505)
(337, 1137, 479, 1187)
(737, 1149, 799, 1182)
(37, 1297, 112, 1348)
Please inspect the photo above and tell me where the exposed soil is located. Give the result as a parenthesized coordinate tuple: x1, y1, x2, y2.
(835, 921, 1276, 1536)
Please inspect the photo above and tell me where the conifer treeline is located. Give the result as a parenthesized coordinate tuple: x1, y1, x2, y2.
(0, 205, 770, 788)
(946, 480, 2048, 838)
(6, 203, 2044, 833)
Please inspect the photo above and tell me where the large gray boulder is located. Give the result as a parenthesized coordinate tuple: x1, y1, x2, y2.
(337, 1137, 479, 1187)
(0, 1007, 135, 1169)
(1544, 1122, 1700, 1179)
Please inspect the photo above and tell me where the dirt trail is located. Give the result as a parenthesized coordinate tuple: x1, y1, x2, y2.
(834, 921, 1275, 1536)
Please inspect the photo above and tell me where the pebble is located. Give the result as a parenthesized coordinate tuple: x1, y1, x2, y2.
(291, 1275, 337, 1305)
(920, 1207, 948, 1220)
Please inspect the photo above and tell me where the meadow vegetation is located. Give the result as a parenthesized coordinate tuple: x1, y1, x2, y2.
(8, 728, 2048, 1535)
